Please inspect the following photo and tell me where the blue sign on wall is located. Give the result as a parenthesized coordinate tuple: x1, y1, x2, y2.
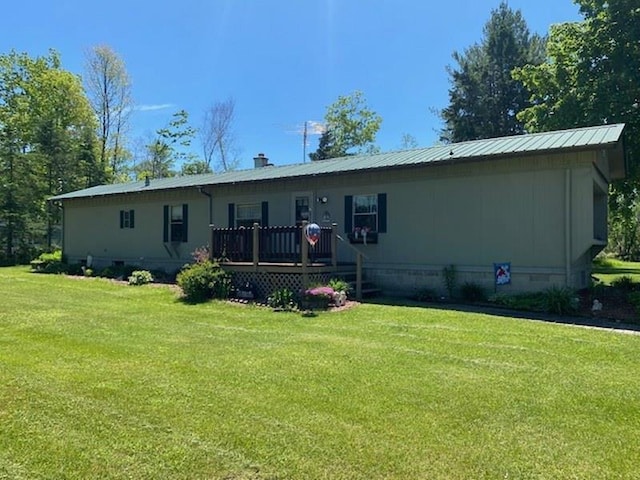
(494, 263, 511, 285)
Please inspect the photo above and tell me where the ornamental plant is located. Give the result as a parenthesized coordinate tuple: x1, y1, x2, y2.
(128, 270, 154, 286)
(300, 286, 335, 310)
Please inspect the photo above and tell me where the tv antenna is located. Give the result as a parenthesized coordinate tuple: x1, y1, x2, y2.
(282, 120, 326, 162)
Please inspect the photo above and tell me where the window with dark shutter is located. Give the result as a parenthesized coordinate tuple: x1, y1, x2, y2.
(345, 193, 387, 243)
(120, 210, 135, 229)
(164, 204, 188, 242)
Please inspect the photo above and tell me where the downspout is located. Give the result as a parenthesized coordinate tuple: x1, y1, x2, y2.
(198, 187, 213, 224)
(565, 170, 572, 287)
(198, 187, 213, 260)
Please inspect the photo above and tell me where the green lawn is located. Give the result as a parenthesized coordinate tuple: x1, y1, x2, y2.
(1, 267, 640, 479)
(593, 257, 640, 285)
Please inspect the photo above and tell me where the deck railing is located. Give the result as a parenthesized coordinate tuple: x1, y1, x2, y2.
(210, 223, 335, 264)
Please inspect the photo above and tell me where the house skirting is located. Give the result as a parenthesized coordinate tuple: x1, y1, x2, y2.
(365, 262, 591, 297)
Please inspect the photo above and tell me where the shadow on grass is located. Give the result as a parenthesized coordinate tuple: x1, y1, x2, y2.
(363, 296, 640, 334)
(593, 268, 640, 275)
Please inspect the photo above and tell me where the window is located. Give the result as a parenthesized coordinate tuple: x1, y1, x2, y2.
(294, 196, 310, 226)
(228, 202, 268, 228)
(344, 193, 387, 242)
(170, 205, 184, 241)
(119, 210, 135, 229)
(353, 194, 378, 232)
(163, 204, 188, 242)
(236, 203, 262, 227)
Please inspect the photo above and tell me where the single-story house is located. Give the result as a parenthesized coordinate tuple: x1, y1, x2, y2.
(50, 123, 626, 297)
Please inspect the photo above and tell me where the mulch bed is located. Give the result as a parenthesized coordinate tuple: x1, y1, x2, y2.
(576, 286, 638, 324)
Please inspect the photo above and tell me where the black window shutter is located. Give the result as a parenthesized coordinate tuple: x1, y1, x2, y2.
(378, 193, 387, 233)
(182, 204, 189, 242)
(344, 195, 353, 233)
(130, 210, 135, 229)
(228, 203, 235, 228)
(261, 201, 269, 227)
(163, 205, 169, 242)
(119, 210, 124, 229)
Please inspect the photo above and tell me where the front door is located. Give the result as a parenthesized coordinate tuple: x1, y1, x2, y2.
(293, 193, 312, 226)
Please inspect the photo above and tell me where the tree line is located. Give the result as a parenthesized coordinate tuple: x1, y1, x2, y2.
(435, 0, 639, 259)
(1, 0, 638, 262)
(0, 47, 240, 262)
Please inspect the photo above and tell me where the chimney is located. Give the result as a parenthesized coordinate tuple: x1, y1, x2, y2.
(144, 175, 150, 187)
(254, 153, 269, 168)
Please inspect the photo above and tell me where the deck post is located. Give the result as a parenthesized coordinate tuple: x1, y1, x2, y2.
(356, 252, 363, 301)
(331, 223, 338, 269)
(301, 221, 309, 288)
(252, 222, 260, 270)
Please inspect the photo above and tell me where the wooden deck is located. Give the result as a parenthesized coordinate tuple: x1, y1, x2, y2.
(209, 223, 367, 300)
(210, 223, 337, 267)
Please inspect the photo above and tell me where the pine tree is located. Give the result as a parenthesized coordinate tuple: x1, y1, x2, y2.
(440, 2, 546, 142)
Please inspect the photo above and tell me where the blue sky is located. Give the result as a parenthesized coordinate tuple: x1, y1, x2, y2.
(2, 1, 582, 170)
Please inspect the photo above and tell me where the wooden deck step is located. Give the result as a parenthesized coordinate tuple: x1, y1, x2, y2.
(336, 271, 382, 298)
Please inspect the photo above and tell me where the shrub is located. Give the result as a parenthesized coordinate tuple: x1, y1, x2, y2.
(611, 275, 637, 291)
(66, 263, 84, 276)
(627, 291, 640, 314)
(98, 264, 140, 280)
(541, 286, 579, 315)
(328, 278, 351, 295)
(300, 286, 335, 310)
(460, 282, 486, 302)
(415, 288, 438, 302)
(442, 265, 457, 298)
(128, 270, 154, 286)
(177, 261, 231, 303)
(267, 288, 296, 311)
(191, 245, 210, 264)
(84, 268, 94, 277)
(30, 250, 63, 272)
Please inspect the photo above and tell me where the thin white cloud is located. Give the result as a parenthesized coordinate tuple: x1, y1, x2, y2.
(306, 120, 326, 135)
(134, 103, 175, 112)
(287, 120, 326, 135)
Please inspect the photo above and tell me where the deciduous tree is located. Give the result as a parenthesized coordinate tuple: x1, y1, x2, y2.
(84, 45, 132, 182)
(0, 50, 98, 258)
(310, 91, 382, 160)
(201, 97, 239, 172)
(514, 0, 640, 257)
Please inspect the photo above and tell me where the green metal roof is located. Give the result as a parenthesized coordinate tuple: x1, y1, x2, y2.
(50, 123, 626, 201)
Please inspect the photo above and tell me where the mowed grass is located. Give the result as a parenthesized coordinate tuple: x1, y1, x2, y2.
(1, 267, 640, 479)
(593, 257, 640, 285)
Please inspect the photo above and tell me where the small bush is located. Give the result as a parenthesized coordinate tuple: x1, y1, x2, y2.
(442, 265, 457, 298)
(84, 268, 94, 277)
(65, 263, 84, 276)
(191, 245, 210, 264)
(627, 291, 640, 314)
(611, 275, 637, 291)
(267, 288, 296, 311)
(177, 261, 231, 303)
(128, 270, 154, 286)
(300, 286, 335, 310)
(541, 286, 579, 315)
(328, 278, 351, 295)
(30, 250, 63, 272)
(460, 282, 486, 302)
(415, 288, 438, 302)
(98, 264, 140, 280)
